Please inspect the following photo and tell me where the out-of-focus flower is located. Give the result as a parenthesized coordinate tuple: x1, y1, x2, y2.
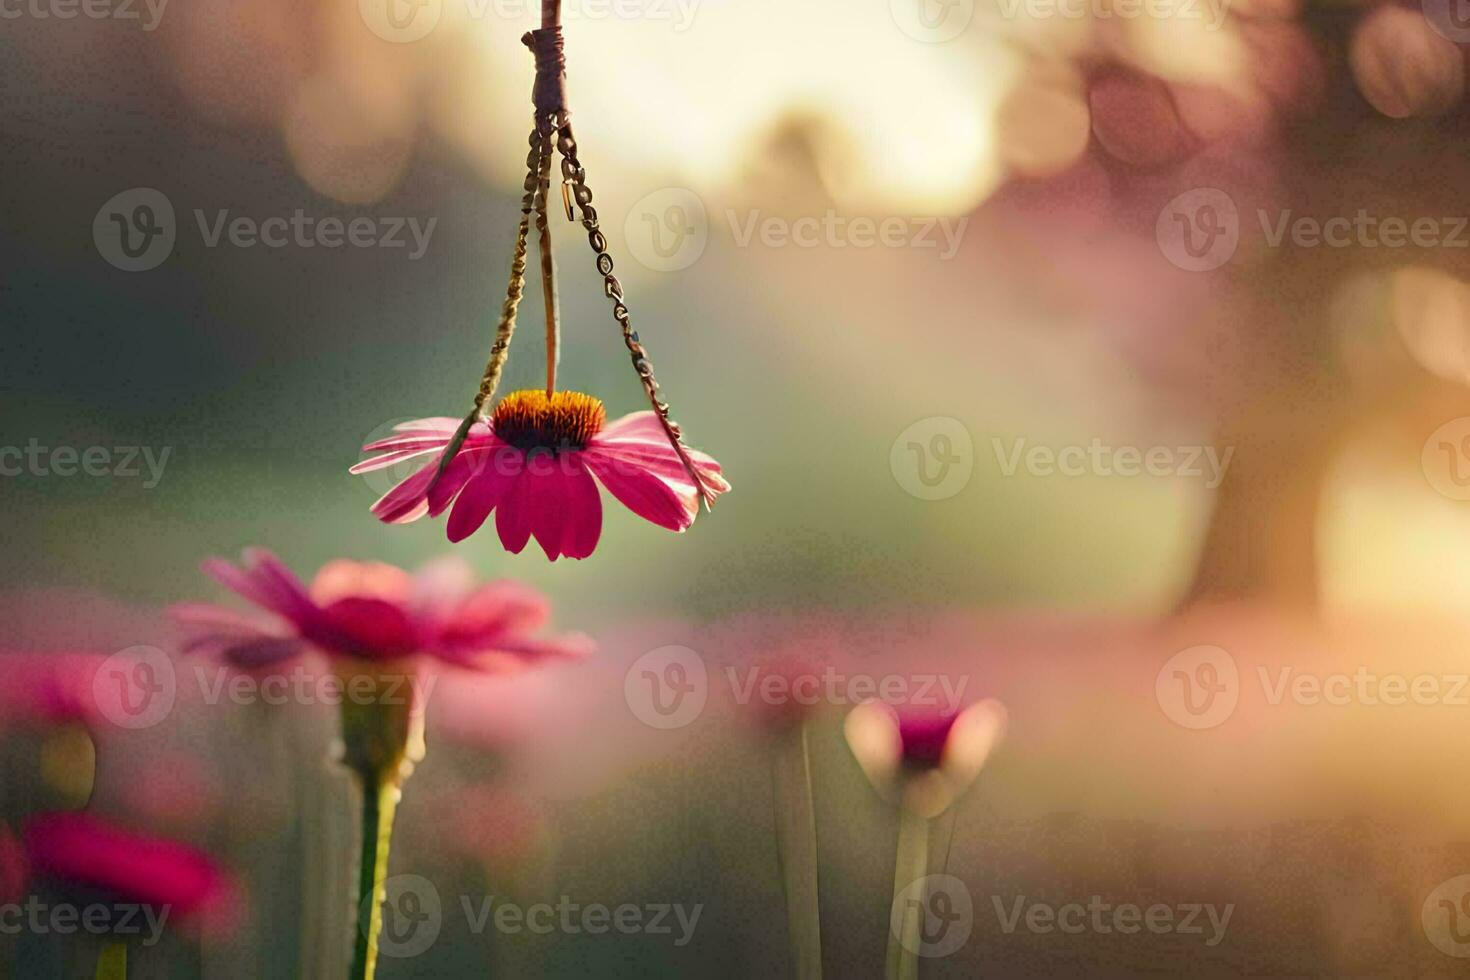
(0, 824, 25, 905)
(22, 811, 236, 935)
(845, 700, 1007, 818)
(172, 549, 589, 671)
(0, 653, 106, 732)
(355, 392, 729, 561)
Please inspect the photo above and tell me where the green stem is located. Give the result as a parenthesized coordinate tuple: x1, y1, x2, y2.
(885, 808, 930, 980)
(95, 940, 126, 980)
(350, 772, 400, 980)
(771, 722, 823, 980)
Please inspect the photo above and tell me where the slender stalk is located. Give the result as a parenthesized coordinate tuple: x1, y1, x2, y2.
(537, 0, 561, 398)
(95, 940, 126, 980)
(771, 722, 823, 980)
(885, 808, 930, 980)
(349, 773, 401, 980)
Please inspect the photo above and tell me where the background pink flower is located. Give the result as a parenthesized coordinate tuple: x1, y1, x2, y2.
(173, 549, 591, 669)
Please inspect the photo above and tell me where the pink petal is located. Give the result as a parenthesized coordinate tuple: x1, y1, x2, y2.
(447, 449, 522, 543)
(495, 469, 538, 554)
(582, 452, 697, 532)
(526, 457, 602, 561)
(394, 417, 462, 434)
(201, 550, 319, 629)
(350, 445, 441, 475)
(319, 597, 417, 658)
(598, 411, 667, 442)
(587, 439, 730, 496)
(370, 457, 442, 524)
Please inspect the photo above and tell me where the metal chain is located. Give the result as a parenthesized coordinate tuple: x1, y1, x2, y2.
(471, 120, 555, 418)
(552, 112, 716, 509)
(431, 121, 556, 492)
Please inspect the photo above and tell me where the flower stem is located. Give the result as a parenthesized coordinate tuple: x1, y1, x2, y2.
(885, 808, 930, 980)
(770, 722, 823, 980)
(349, 772, 400, 980)
(95, 939, 126, 980)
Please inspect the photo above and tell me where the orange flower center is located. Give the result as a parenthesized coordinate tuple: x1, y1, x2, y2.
(490, 390, 606, 453)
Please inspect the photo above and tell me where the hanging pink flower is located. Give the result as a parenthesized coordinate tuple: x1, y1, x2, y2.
(353, 391, 730, 560)
(23, 811, 236, 934)
(171, 549, 590, 670)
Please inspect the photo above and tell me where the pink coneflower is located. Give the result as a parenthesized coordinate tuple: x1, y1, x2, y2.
(22, 811, 235, 934)
(172, 549, 590, 672)
(845, 700, 1007, 817)
(353, 390, 730, 560)
(0, 652, 107, 732)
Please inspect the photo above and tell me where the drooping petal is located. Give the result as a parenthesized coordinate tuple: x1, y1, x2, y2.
(494, 466, 538, 554)
(447, 448, 522, 543)
(597, 411, 668, 442)
(582, 451, 698, 532)
(526, 456, 602, 561)
(369, 458, 442, 525)
(587, 439, 730, 497)
(349, 445, 442, 475)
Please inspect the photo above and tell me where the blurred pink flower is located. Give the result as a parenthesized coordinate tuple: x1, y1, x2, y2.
(23, 811, 236, 934)
(172, 549, 590, 670)
(354, 391, 729, 560)
(0, 652, 107, 732)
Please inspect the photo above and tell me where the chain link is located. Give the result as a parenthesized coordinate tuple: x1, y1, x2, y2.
(552, 111, 716, 508)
